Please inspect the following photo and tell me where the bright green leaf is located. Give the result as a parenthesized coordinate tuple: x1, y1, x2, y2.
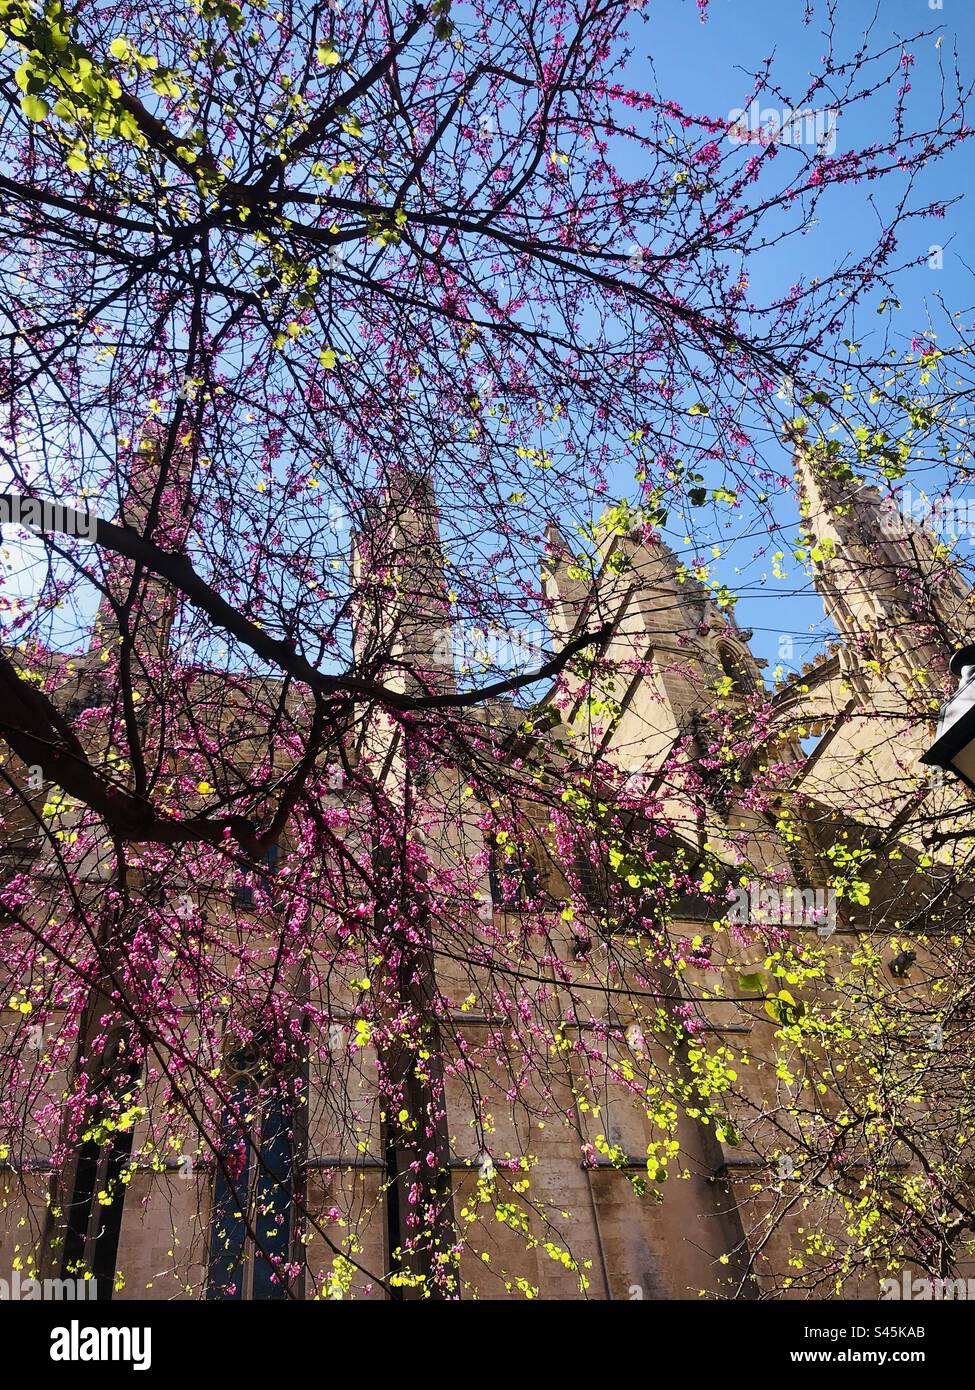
(21, 94, 50, 122)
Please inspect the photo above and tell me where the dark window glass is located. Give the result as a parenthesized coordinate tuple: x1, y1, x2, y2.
(206, 1084, 252, 1300)
(207, 1083, 294, 1301)
(251, 1099, 293, 1300)
(232, 844, 279, 910)
(489, 840, 542, 908)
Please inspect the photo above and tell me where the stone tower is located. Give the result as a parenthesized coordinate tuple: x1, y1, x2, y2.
(350, 469, 455, 697)
(789, 423, 972, 679)
(87, 426, 194, 668)
(785, 424, 975, 828)
(541, 517, 765, 796)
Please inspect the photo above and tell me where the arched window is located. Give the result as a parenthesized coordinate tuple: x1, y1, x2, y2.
(232, 842, 280, 910)
(61, 1039, 140, 1297)
(717, 644, 752, 694)
(207, 1034, 296, 1301)
(488, 836, 544, 909)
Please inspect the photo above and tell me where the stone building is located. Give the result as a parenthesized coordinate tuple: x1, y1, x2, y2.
(0, 438, 971, 1300)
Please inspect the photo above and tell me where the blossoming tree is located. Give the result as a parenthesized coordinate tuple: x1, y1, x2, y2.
(0, 0, 972, 1299)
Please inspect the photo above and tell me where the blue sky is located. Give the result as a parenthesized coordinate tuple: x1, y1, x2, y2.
(2, 0, 972, 687)
(622, 0, 975, 680)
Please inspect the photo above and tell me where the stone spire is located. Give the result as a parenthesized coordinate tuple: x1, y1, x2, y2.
(788, 422, 973, 673)
(88, 424, 194, 667)
(350, 469, 455, 696)
(540, 512, 764, 781)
